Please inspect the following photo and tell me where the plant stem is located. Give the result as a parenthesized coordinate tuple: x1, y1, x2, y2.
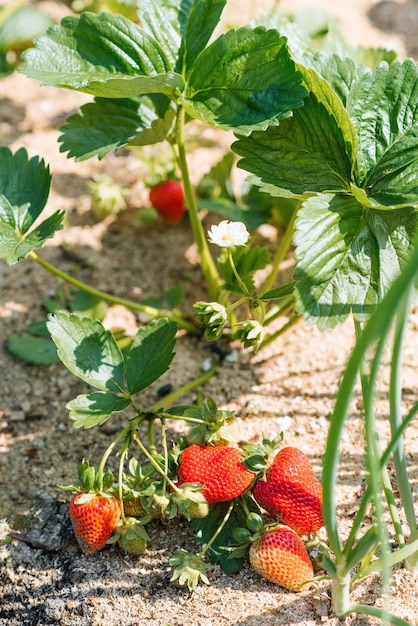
(342, 605, 412, 626)
(389, 292, 418, 568)
(259, 313, 301, 350)
(174, 107, 221, 300)
(331, 571, 351, 617)
(354, 319, 405, 551)
(133, 433, 180, 493)
(228, 248, 251, 297)
(262, 204, 299, 294)
(28, 250, 198, 333)
(149, 364, 220, 412)
(196, 500, 235, 560)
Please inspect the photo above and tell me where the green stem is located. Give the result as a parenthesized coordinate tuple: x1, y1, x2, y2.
(263, 296, 295, 326)
(355, 319, 393, 611)
(389, 290, 418, 567)
(133, 433, 179, 493)
(97, 426, 131, 479)
(174, 107, 221, 300)
(196, 500, 235, 560)
(331, 572, 351, 617)
(118, 442, 130, 523)
(344, 394, 418, 558)
(228, 248, 251, 297)
(160, 419, 169, 497)
(341, 605, 412, 626)
(149, 365, 220, 412)
(354, 319, 405, 551)
(262, 204, 299, 294)
(259, 313, 301, 350)
(147, 418, 157, 456)
(28, 250, 198, 334)
(322, 240, 418, 567)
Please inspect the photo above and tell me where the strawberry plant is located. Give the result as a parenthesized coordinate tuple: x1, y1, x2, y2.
(1, 1, 418, 624)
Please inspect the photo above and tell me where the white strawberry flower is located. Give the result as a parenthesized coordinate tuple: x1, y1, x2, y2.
(207, 220, 249, 247)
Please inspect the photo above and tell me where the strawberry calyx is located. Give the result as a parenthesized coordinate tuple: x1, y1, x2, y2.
(170, 483, 209, 520)
(110, 516, 151, 555)
(182, 397, 237, 446)
(242, 432, 284, 475)
(59, 459, 115, 495)
(169, 549, 212, 591)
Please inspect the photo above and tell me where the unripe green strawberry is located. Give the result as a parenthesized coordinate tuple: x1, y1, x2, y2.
(252, 447, 323, 535)
(115, 517, 149, 555)
(69, 493, 121, 555)
(188, 500, 210, 518)
(176, 445, 255, 505)
(123, 498, 147, 518)
(149, 179, 185, 225)
(249, 525, 313, 591)
(118, 534, 147, 556)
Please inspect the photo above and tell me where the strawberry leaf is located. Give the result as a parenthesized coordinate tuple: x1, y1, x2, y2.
(20, 12, 184, 98)
(47, 312, 126, 392)
(0, 148, 65, 265)
(67, 391, 131, 429)
(126, 319, 177, 395)
(294, 193, 418, 328)
(0, 147, 51, 231)
(59, 96, 175, 161)
(138, 0, 187, 69)
(5, 332, 59, 365)
(181, 0, 227, 76)
(184, 26, 306, 134)
(233, 70, 356, 197)
(347, 59, 418, 209)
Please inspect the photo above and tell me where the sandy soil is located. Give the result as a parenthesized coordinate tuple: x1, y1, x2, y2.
(1, 1, 418, 625)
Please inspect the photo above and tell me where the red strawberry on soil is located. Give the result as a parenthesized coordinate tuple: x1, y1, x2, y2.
(176, 445, 255, 505)
(249, 525, 314, 591)
(252, 447, 323, 535)
(69, 493, 121, 555)
(149, 179, 185, 225)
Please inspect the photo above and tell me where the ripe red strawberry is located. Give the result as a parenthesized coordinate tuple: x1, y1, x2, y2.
(149, 180, 185, 225)
(69, 493, 121, 555)
(249, 525, 314, 591)
(252, 447, 323, 535)
(176, 445, 255, 505)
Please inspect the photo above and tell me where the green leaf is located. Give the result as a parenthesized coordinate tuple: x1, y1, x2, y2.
(181, 0, 226, 75)
(0, 195, 65, 265)
(164, 283, 184, 308)
(348, 59, 418, 208)
(184, 26, 306, 133)
(261, 281, 295, 301)
(47, 312, 126, 392)
(126, 319, 177, 395)
(293, 193, 418, 328)
(59, 95, 175, 161)
(138, 0, 191, 70)
(67, 391, 131, 429)
(5, 333, 59, 365)
(233, 70, 356, 197)
(0, 147, 51, 234)
(21, 12, 184, 98)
